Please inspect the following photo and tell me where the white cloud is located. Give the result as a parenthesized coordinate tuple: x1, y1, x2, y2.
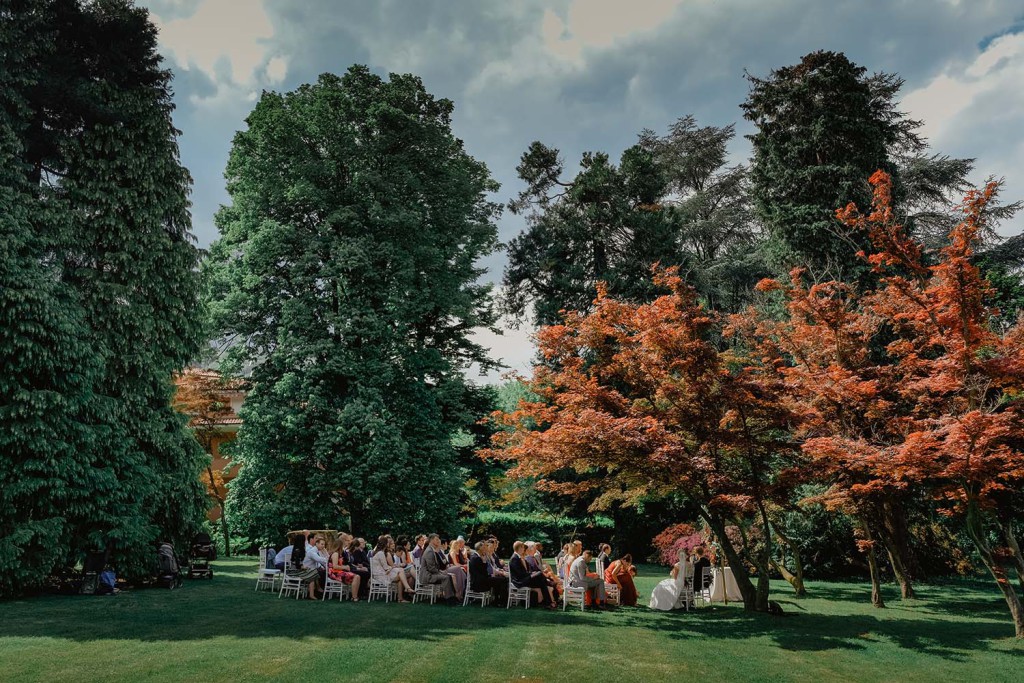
(148, 0, 274, 87)
(265, 55, 288, 83)
(901, 31, 1024, 234)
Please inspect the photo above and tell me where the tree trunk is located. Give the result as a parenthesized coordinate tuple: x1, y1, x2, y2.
(205, 465, 230, 556)
(754, 502, 773, 611)
(1000, 520, 1024, 598)
(860, 523, 885, 608)
(773, 526, 807, 597)
(874, 503, 916, 599)
(219, 508, 231, 557)
(966, 502, 1024, 638)
(703, 512, 761, 611)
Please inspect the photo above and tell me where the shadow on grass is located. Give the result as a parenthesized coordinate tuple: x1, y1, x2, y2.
(0, 559, 1018, 663)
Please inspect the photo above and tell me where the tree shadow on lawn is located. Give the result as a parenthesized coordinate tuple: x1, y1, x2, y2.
(1, 563, 1018, 663)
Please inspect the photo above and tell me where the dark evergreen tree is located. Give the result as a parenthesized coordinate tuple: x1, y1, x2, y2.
(0, 0, 208, 591)
(205, 68, 501, 541)
(743, 51, 934, 283)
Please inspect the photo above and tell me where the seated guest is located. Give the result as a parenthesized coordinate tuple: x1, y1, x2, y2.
(289, 535, 320, 600)
(560, 543, 577, 581)
(328, 538, 361, 601)
(468, 541, 506, 605)
(486, 538, 508, 578)
(445, 537, 468, 601)
(692, 546, 713, 589)
(522, 542, 557, 606)
(273, 540, 293, 571)
(305, 535, 329, 587)
(370, 535, 413, 603)
(510, 541, 555, 608)
(412, 534, 428, 560)
(556, 543, 570, 575)
(394, 536, 416, 583)
(346, 538, 372, 598)
(568, 549, 607, 608)
(596, 543, 612, 571)
(605, 553, 639, 606)
(533, 542, 563, 595)
(418, 534, 456, 602)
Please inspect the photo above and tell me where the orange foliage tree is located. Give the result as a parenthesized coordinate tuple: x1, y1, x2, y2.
(743, 172, 1024, 636)
(482, 272, 802, 612)
(173, 369, 239, 556)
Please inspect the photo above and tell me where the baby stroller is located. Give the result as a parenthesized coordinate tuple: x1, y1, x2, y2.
(156, 542, 183, 589)
(187, 533, 216, 579)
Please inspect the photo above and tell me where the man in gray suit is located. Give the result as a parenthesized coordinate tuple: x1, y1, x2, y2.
(418, 534, 455, 600)
(568, 549, 607, 608)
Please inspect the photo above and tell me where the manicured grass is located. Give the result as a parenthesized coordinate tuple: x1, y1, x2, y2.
(0, 558, 1020, 682)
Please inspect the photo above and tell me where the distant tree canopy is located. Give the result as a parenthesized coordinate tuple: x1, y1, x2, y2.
(204, 67, 502, 542)
(0, 0, 207, 595)
(503, 117, 764, 328)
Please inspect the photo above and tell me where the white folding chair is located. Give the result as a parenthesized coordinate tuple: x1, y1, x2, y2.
(562, 582, 586, 611)
(696, 566, 715, 606)
(322, 573, 351, 601)
(278, 561, 304, 600)
(677, 564, 695, 611)
(463, 586, 491, 607)
(368, 563, 397, 602)
(412, 572, 438, 605)
(507, 572, 531, 609)
(255, 547, 282, 592)
(596, 559, 620, 606)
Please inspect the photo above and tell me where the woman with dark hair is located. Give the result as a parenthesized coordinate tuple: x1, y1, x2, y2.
(345, 537, 371, 598)
(605, 553, 639, 606)
(394, 536, 416, 583)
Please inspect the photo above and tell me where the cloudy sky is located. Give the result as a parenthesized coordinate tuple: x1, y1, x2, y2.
(141, 0, 1024, 382)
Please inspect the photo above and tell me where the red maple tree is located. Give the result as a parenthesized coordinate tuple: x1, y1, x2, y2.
(744, 171, 1024, 635)
(482, 272, 802, 612)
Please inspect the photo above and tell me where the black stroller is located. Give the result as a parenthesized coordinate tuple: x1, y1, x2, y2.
(156, 542, 183, 589)
(187, 533, 216, 579)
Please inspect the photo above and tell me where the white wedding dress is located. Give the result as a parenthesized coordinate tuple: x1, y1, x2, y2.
(649, 550, 693, 611)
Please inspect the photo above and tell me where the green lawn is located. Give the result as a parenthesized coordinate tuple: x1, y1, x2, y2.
(0, 557, 1020, 682)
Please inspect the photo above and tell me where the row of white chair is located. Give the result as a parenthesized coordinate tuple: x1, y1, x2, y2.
(256, 547, 604, 610)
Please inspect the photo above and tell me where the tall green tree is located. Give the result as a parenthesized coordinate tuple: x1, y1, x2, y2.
(742, 50, 922, 282)
(0, 0, 208, 591)
(205, 68, 501, 541)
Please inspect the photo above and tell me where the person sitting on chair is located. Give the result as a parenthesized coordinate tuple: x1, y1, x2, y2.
(345, 537, 371, 598)
(606, 553, 639, 606)
(533, 542, 563, 596)
(568, 549, 607, 608)
(510, 541, 555, 608)
(523, 542, 557, 607)
(468, 541, 506, 605)
(273, 538, 293, 572)
(692, 546, 712, 589)
(596, 543, 612, 571)
(371, 535, 413, 603)
(412, 534, 428, 560)
(418, 534, 456, 603)
(328, 538, 361, 601)
(485, 538, 508, 579)
(290, 535, 320, 600)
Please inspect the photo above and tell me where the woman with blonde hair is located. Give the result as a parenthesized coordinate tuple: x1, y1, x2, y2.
(446, 537, 468, 601)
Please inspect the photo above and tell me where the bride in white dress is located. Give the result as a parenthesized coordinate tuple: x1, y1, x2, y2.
(649, 549, 693, 611)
